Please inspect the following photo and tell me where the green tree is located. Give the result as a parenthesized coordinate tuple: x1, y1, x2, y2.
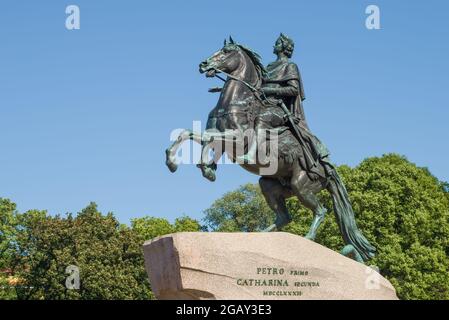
(131, 217, 174, 241)
(0, 198, 18, 299)
(174, 216, 202, 232)
(131, 215, 201, 241)
(14, 203, 152, 300)
(0, 199, 18, 269)
(203, 183, 274, 232)
(203, 154, 449, 300)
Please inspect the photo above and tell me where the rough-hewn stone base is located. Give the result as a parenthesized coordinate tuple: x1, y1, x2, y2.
(143, 232, 398, 300)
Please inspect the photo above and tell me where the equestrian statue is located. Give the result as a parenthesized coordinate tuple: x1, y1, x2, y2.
(165, 34, 376, 263)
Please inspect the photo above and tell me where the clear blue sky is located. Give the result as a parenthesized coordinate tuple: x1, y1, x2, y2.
(1, 1, 448, 223)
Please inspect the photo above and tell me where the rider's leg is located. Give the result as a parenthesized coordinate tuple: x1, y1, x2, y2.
(237, 130, 259, 164)
(237, 107, 285, 164)
(237, 116, 267, 164)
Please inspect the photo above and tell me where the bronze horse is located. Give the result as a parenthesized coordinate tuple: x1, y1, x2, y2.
(165, 38, 375, 262)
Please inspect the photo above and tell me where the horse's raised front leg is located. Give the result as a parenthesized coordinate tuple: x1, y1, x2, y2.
(197, 142, 222, 182)
(197, 129, 242, 182)
(165, 129, 202, 173)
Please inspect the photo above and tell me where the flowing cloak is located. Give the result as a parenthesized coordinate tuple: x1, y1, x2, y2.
(263, 60, 331, 179)
(263, 60, 308, 129)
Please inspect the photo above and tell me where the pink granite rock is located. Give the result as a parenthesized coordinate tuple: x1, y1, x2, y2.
(143, 232, 398, 300)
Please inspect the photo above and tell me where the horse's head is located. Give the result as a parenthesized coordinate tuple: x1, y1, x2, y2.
(199, 36, 245, 78)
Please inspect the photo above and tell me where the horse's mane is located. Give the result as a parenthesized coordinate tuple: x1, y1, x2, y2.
(237, 44, 267, 78)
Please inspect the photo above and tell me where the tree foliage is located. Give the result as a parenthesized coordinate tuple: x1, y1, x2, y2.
(203, 183, 274, 232)
(12, 203, 152, 299)
(0, 199, 202, 300)
(203, 154, 449, 300)
(131, 215, 201, 241)
(0, 199, 19, 299)
(1, 199, 17, 270)
(1, 154, 448, 300)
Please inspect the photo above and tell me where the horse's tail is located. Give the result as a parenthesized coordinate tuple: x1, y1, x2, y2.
(326, 168, 376, 261)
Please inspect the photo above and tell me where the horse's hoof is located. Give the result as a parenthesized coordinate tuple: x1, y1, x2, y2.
(165, 149, 178, 173)
(166, 160, 178, 173)
(197, 165, 216, 182)
(204, 171, 216, 182)
(262, 224, 277, 232)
